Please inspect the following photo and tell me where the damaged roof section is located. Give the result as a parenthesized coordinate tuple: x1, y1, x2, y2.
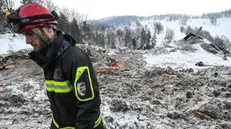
(171, 26, 229, 60)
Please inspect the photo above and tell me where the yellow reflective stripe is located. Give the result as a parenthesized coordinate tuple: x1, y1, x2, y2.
(46, 80, 72, 93)
(46, 80, 69, 85)
(52, 116, 60, 128)
(74, 66, 95, 101)
(75, 42, 78, 46)
(60, 127, 74, 129)
(94, 113, 102, 128)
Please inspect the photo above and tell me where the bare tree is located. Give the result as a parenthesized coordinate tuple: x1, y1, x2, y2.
(140, 28, 145, 49)
(59, 7, 71, 22)
(5, 0, 14, 11)
(57, 12, 69, 33)
(0, 0, 6, 33)
(213, 36, 226, 49)
(164, 28, 174, 44)
(145, 29, 151, 46)
(70, 18, 81, 43)
(185, 26, 194, 35)
(150, 35, 157, 48)
(116, 29, 123, 43)
(23, 0, 58, 12)
(20, 0, 45, 4)
(20, 0, 32, 4)
(98, 33, 105, 48)
(90, 22, 106, 46)
(154, 22, 163, 35)
(81, 21, 91, 41)
(132, 38, 136, 49)
(0, 0, 7, 11)
(0, 0, 15, 34)
(180, 26, 185, 33)
(43, 0, 58, 11)
(209, 16, 217, 26)
(106, 30, 116, 49)
(67, 9, 86, 25)
(179, 16, 189, 25)
(124, 27, 132, 48)
(33, 0, 44, 4)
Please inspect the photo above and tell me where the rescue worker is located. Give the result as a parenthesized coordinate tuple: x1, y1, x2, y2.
(4, 3, 103, 129)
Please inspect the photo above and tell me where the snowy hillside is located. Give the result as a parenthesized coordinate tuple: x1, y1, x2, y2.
(187, 18, 231, 40)
(139, 17, 231, 45)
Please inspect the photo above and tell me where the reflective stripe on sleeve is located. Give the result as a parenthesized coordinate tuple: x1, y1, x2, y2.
(46, 80, 72, 93)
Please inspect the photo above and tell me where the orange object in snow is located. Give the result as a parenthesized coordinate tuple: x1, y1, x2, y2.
(0, 63, 8, 69)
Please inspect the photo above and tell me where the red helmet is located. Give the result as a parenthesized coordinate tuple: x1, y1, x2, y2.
(7, 3, 58, 33)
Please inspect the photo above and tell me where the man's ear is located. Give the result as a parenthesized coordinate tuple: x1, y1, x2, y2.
(42, 26, 54, 39)
(42, 26, 53, 34)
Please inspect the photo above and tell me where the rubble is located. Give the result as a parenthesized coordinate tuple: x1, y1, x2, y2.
(0, 47, 231, 129)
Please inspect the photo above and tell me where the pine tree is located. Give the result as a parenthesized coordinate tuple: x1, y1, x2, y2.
(154, 22, 163, 35)
(140, 28, 146, 49)
(124, 28, 132, 47)
(57, 12, 69, 33)
(70, 18, 81, 43)
(81, 21, 92, 40)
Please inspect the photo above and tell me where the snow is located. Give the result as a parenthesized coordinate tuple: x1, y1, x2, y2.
(144, 43, 231, 70)
(0, 33, 32, 54)
(107, 49, 117, 55)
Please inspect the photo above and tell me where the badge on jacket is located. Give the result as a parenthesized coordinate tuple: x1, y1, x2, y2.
(77, 82, 87, 96)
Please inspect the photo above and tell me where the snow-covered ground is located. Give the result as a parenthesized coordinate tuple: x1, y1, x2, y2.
(144, 43, 231, 70)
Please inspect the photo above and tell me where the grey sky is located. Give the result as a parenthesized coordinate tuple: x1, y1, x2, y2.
(16, 0, 231, 20)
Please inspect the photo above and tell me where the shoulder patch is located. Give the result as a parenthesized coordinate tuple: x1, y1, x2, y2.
(74, 66, 95, 101)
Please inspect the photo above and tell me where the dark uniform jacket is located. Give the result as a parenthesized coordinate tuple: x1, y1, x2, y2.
(29, 31, 103, 129)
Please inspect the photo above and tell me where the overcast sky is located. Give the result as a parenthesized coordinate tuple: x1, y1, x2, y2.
(51, 0, 230, 20)
(16, 0, 231, 20)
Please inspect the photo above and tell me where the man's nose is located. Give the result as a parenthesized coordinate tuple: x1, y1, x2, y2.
(25, 35, 32, 44)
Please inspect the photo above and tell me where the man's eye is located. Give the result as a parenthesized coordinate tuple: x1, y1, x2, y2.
(23, 31, 33, 36)
(26, 31, 33, 36)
